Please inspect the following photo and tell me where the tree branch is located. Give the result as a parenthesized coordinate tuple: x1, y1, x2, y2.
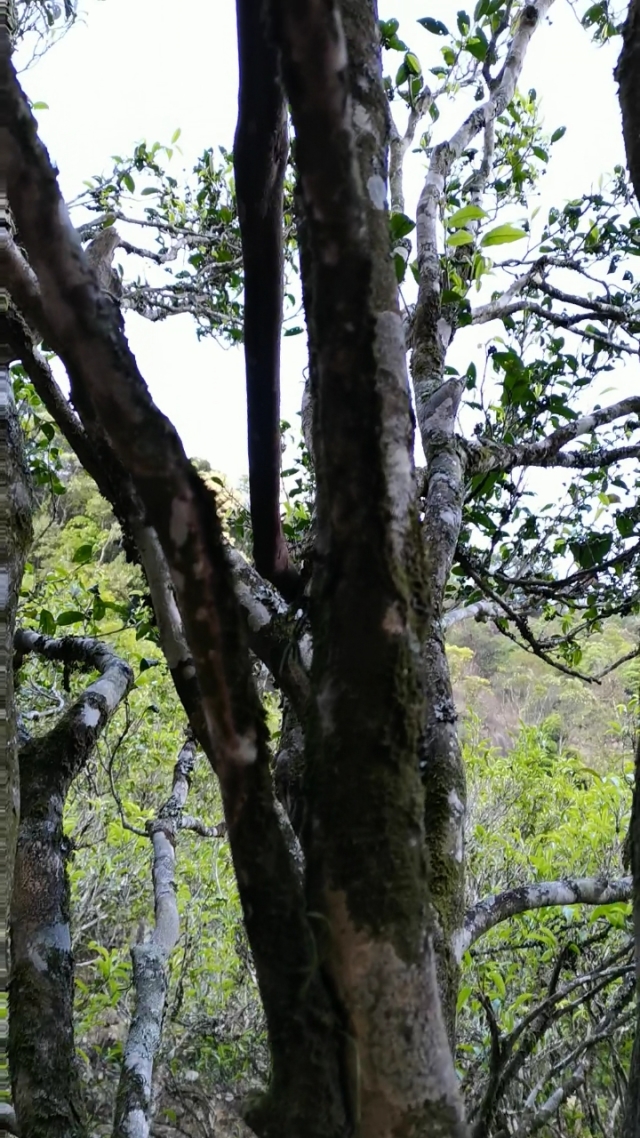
(462, 876, 633, 954)
(114, 739, 196, 1138)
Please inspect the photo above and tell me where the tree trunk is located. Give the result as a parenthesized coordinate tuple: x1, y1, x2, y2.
(272, 1, 467, 1133)
(9, 634, 132, 1138)
(616, 0, 640, 204)
(0, 299, 34, 1121)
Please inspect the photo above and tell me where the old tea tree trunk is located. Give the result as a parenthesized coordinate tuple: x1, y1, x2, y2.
(1, 0, 484, 1134)
(271, 0, 467, 1132)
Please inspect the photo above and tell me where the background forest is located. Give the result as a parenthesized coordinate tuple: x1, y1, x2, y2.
(5, 0, 640, 1137)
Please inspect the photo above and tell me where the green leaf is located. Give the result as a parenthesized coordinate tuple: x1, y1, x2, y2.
(457, 9, 471, 34)
(466, 31, 488, 60)
(442, 288, 466, 305)
(418, 16, 449, 35)
(446, 204, 488, 228)
(56, 610, 87, 627)
(171, 127, 182, 143)
(405, 51, 422, 75)
(481, 224, 527, 246)
(616, 514, 635, 538)
(92, 595, 106, 621)
(456, 985, 472, 1012)
(72, 544, 94, 565)
(284, 326, 304, 337)
(390, 212, 416, 240)
(570, 534, 613, 570)
(550, 125, 566, 144)
(446, 229, 475, 246)
(122, 172, 135, 193)
(39, 609, 56, 636)
(393, 252, 406, 282)
(32, 101, 49, 110)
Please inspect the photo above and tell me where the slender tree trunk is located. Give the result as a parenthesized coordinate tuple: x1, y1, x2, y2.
(0, 292, 34, 1125)
(9, 635, 132, 1138)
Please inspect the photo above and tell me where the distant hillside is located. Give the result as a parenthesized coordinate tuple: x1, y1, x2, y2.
(448, 616, 640, 767)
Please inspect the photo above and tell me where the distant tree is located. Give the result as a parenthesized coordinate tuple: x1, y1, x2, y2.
(3, 0, 640, 1135)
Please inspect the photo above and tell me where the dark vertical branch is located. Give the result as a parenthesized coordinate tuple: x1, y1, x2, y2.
(616, 0, 640, 205)
(233, 0, 298, 601)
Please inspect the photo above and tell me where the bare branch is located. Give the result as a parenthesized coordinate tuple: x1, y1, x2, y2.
(114, 739, 196, 1138)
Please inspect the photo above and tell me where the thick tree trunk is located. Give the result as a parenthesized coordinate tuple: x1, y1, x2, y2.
(273, 1, 467, 1133)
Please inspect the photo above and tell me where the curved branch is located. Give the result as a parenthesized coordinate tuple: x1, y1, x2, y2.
(462, 876, 632, 954)
(10, 631, 133, 1138)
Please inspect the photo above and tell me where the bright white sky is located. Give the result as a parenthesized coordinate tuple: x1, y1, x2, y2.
(17, 0, 625, 485)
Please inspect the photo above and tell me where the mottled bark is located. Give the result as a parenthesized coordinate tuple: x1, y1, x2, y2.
(9, 633, 132, 1138)
(406, 0, 554, 1039)
(0, 201, 34, 1123)
(273, 1, 466, 1134)
(616, 0, 640, 205)
(114, 740, 208, 1138)
(463, 876, 633, 953)
(3, 229, 309, 760)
